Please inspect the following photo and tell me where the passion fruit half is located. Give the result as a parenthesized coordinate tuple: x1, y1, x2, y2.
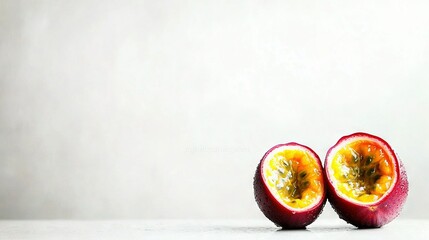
(253, 143, 326, 229)
(325, 132, 409, 228)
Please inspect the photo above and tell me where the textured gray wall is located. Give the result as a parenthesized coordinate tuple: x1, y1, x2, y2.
(1, 0, 428, 219)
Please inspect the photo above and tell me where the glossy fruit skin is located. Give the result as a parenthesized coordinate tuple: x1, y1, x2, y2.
(325, 133, 409, 228)
(253, 143, 327, 229)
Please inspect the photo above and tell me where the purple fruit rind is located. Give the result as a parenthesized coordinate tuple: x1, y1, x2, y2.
(254, 143, 327, 229)
(324, 133, 409, 228)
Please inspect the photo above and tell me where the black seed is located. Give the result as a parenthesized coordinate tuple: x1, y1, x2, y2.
(354, 167, 360, 176)
(299, 171, 307, 178)
(373, 174, 381, 182)
(291, 200, 296, 203)
(365, 156, 374, 165)
(352, 155, 360, 163)
(367, 167, 376, 176)
(302, 181, 310, 188)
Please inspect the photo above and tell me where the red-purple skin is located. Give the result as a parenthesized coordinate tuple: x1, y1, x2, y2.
(253, 143, 327, 229)
(324, 132, 409, 228)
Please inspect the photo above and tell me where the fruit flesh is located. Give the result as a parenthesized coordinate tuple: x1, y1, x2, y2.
(264, 148, 323, 209)
(330, 140, 395, 203)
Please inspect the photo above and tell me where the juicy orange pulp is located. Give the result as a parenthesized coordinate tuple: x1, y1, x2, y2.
(264, 149, 323, 209)
(331, 140, 395, 203)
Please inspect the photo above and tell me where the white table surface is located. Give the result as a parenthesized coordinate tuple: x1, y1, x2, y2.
(0, 219, 427, 240)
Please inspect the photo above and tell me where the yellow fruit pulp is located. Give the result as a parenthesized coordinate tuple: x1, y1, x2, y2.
(264, 148, 323, 209)
(331, 140, 395, 203)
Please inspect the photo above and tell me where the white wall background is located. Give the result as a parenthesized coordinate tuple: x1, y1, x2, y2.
(1, 0, 428, 219)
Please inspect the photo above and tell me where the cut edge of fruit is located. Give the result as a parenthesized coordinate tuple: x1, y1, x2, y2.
(261, 143, 324, 212)
(326, 133, 398, 206)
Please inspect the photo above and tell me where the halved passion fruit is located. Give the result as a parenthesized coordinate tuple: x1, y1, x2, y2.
(253, 143, 326, 229)
(325, 132, 409, 228)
